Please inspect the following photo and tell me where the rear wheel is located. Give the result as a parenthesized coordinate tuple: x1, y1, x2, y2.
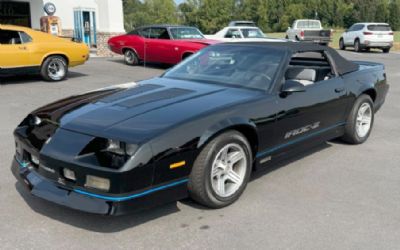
(382, 48, 390, 53)
(339, 38, 346, 50)
(188, 131, 252, 208)
(40, 55, 68, 81)
(354, 39, 361, 52)
(341, 95, 374, 144)
(124, 49, 139, 66)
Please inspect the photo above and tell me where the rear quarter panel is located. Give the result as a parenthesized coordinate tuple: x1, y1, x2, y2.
(108, 34, 145, 59)
(342, 62, 388, 110)
(28, 30, 89, 67)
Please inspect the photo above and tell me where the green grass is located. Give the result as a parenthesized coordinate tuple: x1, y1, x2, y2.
(267, 30, 400, 51)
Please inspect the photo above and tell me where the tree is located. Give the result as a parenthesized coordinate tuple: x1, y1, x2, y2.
(196, 0, 236, 33)
(389, 0, 400, 31)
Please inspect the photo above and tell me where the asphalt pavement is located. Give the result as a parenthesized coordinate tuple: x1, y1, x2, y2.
(0, 51, 399, 250)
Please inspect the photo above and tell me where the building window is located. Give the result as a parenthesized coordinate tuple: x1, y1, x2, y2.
(0, 2, 31, 27)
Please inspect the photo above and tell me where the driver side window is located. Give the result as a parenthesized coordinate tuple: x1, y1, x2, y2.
(0, 30, 22, 45)
(149, 28, 170, 40)
(285, 52, 335, 87)
(225, 29, 240, 38)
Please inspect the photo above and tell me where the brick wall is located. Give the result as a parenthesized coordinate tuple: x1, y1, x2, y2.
(96, 32, 124, 57)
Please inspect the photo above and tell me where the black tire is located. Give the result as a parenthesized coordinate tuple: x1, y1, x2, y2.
(40, 55, 68, 81)
(354, 39, 361, 52)
(124, 49, 139, 66)
(285, 35, 289, 39)
(182, 53, 193, 61)
(339, 38, 346, 50)
(382, 48, 390, 53)
(188, 131, 253, 208)
(341, 94, 374, 144)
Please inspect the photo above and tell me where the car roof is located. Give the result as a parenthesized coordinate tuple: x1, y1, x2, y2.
(0, 24, 32, 31)
(214, 41, 359, 75)
(354, 22, 390, 26)
(138, 24, 198, 29)
(295, 19, 321, 22)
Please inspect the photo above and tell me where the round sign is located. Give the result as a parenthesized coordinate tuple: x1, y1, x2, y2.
(44, 2, 56, 16)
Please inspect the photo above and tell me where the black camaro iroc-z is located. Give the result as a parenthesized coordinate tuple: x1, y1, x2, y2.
(12, 42, 388, 215)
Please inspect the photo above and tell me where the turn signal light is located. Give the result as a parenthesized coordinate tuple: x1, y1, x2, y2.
(85, 175, 110, 191)
(63, 168, 76, 181)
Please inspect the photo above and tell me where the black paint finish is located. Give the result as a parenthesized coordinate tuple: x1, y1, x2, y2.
(11, 43, 389, 215)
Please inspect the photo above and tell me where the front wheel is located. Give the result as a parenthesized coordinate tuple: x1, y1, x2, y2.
(341, 95, 374, 144)
(339, 38, 346, 50)
(40, 56, 68, 81)
(188, 131, 252, 208)
(382, 48, 390, 53)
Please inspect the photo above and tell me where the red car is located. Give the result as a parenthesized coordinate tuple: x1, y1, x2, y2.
(108, 25, 219, 65)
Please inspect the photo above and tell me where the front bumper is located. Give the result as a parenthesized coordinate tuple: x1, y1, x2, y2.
(11, 158, 188, 215)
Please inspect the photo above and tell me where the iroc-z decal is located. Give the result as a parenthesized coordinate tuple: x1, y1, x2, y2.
(284, 122, 321, 139)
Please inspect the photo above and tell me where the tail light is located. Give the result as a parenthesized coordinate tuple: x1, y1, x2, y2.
(363, 32, 373, 35)
(389, 32, 394, 35)
(300, 30, 304, 38)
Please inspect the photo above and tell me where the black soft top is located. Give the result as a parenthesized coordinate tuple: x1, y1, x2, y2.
(223, 42, 359, 75)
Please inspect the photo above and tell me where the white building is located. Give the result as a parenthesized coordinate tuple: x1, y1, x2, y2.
(0, 0, 125, 56)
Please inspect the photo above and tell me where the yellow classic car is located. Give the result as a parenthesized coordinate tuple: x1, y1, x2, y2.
(0, 24, 89, 81)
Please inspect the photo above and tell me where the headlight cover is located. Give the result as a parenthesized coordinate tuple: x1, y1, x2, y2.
(106, 139, 137, 156)
(79, 138, 138, 169)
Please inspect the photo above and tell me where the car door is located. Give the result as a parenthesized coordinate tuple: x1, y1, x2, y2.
(270, 51, 349, 155)
(0, 29, 33, 71)
(342, 25, 353, 45)
(144, 27, 175, 64)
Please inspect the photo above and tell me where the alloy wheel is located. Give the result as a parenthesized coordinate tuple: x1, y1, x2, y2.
(356, 102, 372, 138)
(210, 143, 247, 198)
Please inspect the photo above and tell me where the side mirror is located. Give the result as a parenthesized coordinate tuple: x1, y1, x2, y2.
(281, 80, 306, 94)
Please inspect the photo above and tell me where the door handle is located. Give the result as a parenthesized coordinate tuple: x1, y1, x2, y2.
(335, 87, 345, 93)
(18, 46, 27, 50)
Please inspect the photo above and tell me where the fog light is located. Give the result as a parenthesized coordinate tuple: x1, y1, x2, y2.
(85, 175, 110, 191)
(63, 168, 76, 181)
(31, 154, 39, 165)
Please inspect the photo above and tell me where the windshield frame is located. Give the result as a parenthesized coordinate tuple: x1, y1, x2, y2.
(162, 44, 288, 92)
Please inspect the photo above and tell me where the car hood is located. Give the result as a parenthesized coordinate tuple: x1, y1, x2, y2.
(31, 78, 259, 143)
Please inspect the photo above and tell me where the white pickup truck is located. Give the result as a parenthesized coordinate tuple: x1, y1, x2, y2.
(286, 19, 331, 45)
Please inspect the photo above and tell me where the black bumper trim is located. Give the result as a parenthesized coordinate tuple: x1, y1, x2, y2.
(11, 158, 189, 215)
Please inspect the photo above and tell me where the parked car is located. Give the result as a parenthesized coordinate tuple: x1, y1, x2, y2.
(228, 20, 256, 27)
(108, 25, 218, 66)
(12, 42, 388, 215)
(0, 24, 89, 81)
(339, 23, 394, 53)
(286, 19, 331, 45)
(205, 26, 284, 42)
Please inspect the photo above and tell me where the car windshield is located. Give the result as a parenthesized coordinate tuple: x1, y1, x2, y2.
(170, 27, 204, 39)
(367, 25, 392, 31)
(163, 45, 285, 90)
(241, 28, 266, 38)
(297, 20, 321, 29)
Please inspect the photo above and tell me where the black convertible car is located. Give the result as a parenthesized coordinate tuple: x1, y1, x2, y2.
(12, 42, 388, 215)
